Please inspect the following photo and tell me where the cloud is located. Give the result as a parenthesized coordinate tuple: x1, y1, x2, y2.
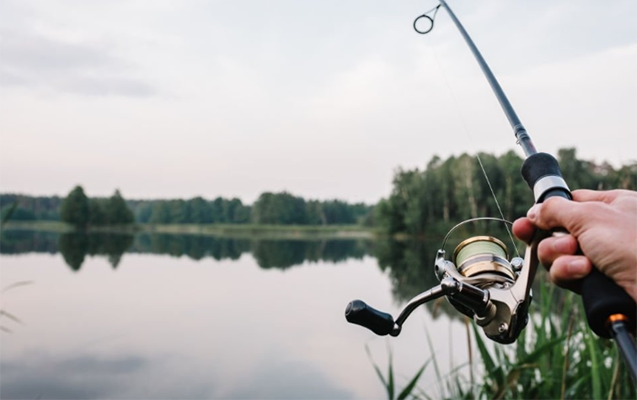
(0, 350, 214, 399)
(218, 359, 353, 399)
(0, 29, 157, 97)
(1, 352, 147, 399)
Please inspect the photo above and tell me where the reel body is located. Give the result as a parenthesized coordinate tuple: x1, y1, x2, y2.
(346, 221, 540, 344)
(434, 235, 532, 344)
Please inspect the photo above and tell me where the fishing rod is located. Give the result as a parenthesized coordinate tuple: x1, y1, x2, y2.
(345, 0, 636, 381)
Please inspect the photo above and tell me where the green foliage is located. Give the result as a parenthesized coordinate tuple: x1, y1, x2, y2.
(0, 201, 18, 227)
(59, 186, 90, 229)
(374, 279, 635, 400)
(58, 187, 135, 228)
(0, 194, 62, 221)
(2, 191, 370, 227)
(366, 344, 431, 400)
(366, 231, 635, 400)
(463, 284, 634, 399)
(103, 190, 135, 224)
(252, 192, 308, 225)
(88, 198, 106, 225)
(377, 148, 637, 235)
(141, 197, 251, 225)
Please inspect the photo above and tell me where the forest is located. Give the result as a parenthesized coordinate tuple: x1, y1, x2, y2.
(374, 148, 636, 236)
(1, 148, 635, 233)
(0, 188, 373, 227)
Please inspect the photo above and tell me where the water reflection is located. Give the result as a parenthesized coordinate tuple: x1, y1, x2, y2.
(0, 223, 523, 305)
(375, 239, 441, 303)
(134, 233, 249, 261)
(0, 231, 374, 272)
(58, 233, 135, 270)
(0, 225, 527, 399)
(1, 351, 148, 399)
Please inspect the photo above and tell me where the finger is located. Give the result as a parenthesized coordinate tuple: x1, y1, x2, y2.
(526, 197, 587, 233)
(548, 255, 592, 293)
(537, 234, 579, 267)
(512, 218, 535, 243)
(571, 189, 629, 204)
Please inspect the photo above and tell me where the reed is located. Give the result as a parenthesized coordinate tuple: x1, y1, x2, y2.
(373, 274, 635, 399)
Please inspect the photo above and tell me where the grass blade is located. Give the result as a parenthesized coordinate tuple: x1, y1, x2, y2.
(397, 359, 431, 400)
(1, 200, 19, 227)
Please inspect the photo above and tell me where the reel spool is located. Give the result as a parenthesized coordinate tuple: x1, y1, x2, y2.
(453, 236, 516, 284)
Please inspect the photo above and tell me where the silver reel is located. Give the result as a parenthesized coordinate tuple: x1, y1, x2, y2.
(345, 218, 540, 344)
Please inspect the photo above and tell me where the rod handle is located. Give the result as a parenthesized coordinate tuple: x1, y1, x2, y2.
(581, 270, 636, 337)
(345, 300, 395, 336)
(522, 153, 636, 337)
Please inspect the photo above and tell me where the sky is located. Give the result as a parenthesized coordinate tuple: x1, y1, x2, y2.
(1, 0, 636, 204)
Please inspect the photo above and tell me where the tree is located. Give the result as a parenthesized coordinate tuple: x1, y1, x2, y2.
(211, 197, 227, 223)
(252, 192, 308, 225)
(149, 201, 170, 223)
(189, 197, 213, 223)
(60, 186, 90, 229)
(88, 198, 107, 225)
(104, 190, 134, 225)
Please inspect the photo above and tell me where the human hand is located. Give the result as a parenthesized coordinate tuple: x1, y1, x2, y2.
(512, 189, 637, 302)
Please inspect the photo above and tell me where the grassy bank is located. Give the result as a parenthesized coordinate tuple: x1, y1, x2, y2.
(372, 276, 635, 400)
(1, 220, 379, 240)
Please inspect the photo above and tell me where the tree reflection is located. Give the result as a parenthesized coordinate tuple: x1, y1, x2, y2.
(1, 224, 526, 314)
(133, 234, 249, 260)
(0, 230, 59, 254)
(58, 233, 88, 271)
(374, 239, 442, 304)
(58, 233, 134, 271)
(1, 231, 374, 271)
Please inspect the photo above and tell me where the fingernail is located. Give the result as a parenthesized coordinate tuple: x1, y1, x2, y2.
(527, 204, 540, 221)
(567, 259, 588, 278)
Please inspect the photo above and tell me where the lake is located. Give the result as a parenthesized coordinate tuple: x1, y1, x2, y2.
(1, 230, 473, 399)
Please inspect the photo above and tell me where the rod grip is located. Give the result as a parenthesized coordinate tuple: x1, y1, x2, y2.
(345, 300, 395, 336)
(582, 270, 636, 337)
(521, 153, 636, 338)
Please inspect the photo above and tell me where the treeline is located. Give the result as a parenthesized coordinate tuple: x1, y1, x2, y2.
(129, 197, 251, 224)
(376, 148, 637, 235)
(0, 194, 62, 221)
(127, 192, 372, 225)
(251, 192, 372, 225)
(3, 147, 634, 231)
(2, 190, 372, 227)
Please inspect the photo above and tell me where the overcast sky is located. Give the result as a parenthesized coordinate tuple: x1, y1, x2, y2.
(1, 0, 635, 203)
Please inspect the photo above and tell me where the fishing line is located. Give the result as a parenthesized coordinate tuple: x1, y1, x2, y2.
(425, 26, 521, 258)
(346, 2, 636, 376)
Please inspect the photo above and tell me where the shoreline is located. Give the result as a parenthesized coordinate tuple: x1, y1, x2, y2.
(1, 221, 379, 240)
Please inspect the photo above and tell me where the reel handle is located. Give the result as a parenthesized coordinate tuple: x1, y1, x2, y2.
(522, 153, 636, 338)
(345, 300, 395, 336)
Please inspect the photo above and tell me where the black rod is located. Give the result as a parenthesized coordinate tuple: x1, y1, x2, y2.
(609, 320, 637, 382)
(437, 1, 636, 383)
(438, 0, 537, 157)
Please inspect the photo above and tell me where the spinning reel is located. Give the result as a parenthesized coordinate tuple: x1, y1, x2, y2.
(345, 218, 540, 344)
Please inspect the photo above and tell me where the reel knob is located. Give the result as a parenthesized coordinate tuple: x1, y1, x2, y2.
(345, 300, 396, 336)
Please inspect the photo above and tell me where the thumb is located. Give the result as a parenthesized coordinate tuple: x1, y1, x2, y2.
(526, 197, 586, 234)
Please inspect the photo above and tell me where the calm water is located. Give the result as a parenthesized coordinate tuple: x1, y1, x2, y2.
(1, 230, 472, 399)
